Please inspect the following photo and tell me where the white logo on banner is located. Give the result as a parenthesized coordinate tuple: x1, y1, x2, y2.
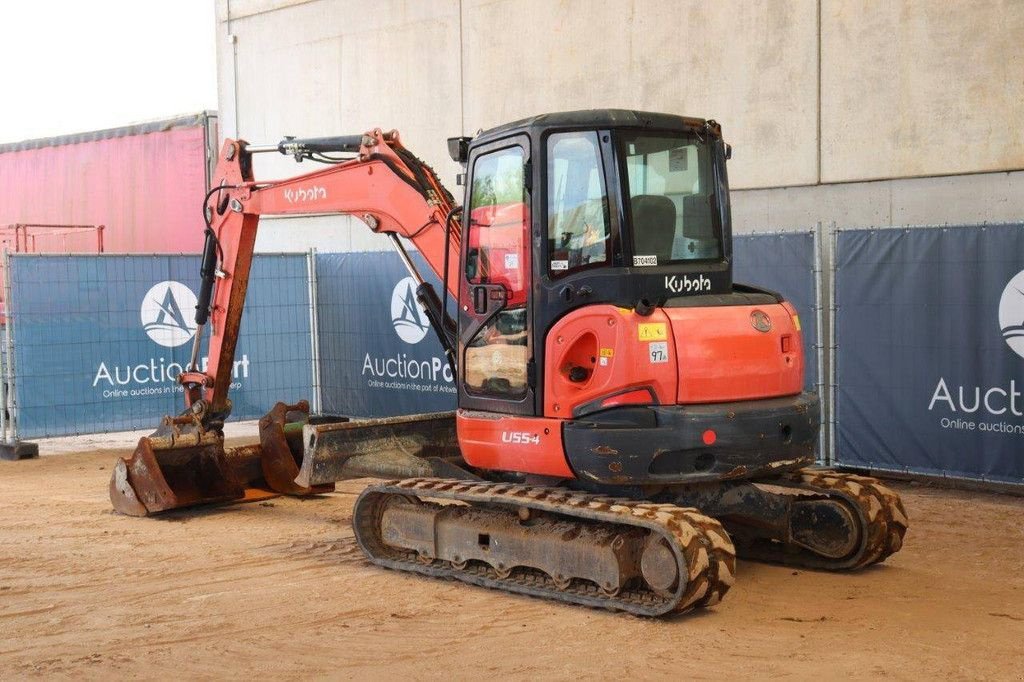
(390, 276, 430, 344)
(999, 270, 1024, 359)
(141, 281, 197, 348)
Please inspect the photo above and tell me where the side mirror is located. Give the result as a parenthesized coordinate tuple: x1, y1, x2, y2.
(447, 136, 471, 163)
(724, 143, 732, 161)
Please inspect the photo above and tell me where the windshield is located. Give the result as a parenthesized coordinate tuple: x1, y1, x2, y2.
(620, 132, 723, 266)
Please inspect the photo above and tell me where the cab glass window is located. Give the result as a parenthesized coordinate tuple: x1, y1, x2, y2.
(463, 145, 529, 399)
(621, 133, 723, 265)
(546, 132, 610, 275)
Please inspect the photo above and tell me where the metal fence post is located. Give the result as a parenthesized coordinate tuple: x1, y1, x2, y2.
(306, 248, 323, 414)
(3, 249, 16, 444)
(826, 221, 838, 467)
(812, 222, 827, 464)
(0, 250, 38, 459)
(0, 252, 7, 446)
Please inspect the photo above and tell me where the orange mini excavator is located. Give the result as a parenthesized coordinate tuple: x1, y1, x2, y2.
(110, 110, 907, 616)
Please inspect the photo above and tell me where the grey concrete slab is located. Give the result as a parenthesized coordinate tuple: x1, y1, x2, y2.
(461, 0, 819, 190)
(821, 0, 1024, 182)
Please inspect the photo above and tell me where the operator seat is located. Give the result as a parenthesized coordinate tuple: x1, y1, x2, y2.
(631, 194, 677, 264)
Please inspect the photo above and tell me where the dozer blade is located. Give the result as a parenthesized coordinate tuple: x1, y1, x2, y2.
(109, 402, 343, 516)
(295, 411, 466, 487)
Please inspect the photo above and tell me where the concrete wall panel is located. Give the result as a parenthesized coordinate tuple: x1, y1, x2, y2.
(218, 0, 462, 251)
(731, 170, 1024, 232)
(821, 0, 1024, 183)
(461, 0, 820, 190)
(216, 0, 1024, 248)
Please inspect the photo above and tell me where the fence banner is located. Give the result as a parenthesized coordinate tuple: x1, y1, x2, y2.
(316, 252, 457, 417)
(835, 224, 1024, 483)
(733, 232, 819, 390)
(10, 254, 312, 438)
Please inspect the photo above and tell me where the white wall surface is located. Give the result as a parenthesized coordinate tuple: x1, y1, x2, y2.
(215, 0, 1024, 248)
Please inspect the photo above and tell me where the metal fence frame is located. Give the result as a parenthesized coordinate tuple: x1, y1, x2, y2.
(5, 223, 1017, 487)
(828, 221, 1024, 487)
(4, 251, 316, 440)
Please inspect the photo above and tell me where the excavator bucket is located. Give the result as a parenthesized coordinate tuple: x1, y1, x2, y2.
(109, 401, 336, 517)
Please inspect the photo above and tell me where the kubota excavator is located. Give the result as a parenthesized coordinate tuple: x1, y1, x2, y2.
(110, 110, 907, 616)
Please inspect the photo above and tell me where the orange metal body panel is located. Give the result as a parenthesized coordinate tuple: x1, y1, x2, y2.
(664, 303, 803, 403)
(457, 410, 573, 478)
(543, 305, 677, 418)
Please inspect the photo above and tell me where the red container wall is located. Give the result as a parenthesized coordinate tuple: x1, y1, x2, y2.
(0, 122, 210, 253)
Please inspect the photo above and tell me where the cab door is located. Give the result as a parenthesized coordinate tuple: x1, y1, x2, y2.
(458, 135, 534, 416)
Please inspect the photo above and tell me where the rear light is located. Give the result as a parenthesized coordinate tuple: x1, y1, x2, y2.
(781, 335, 793, 353)
(702, 429, 717, 445)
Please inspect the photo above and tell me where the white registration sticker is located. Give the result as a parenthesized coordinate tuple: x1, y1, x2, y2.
(649, 341, 669, 364)
(504, 253, 519, 269)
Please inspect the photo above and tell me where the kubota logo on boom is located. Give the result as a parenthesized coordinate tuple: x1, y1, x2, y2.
(999, 269, 1024, 359)
(391, 277, 430, 344)
(283, 185, 327, 203)
(140, 281, 197, 348)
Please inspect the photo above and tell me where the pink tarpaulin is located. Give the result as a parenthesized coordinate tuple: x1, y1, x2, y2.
(0, 114, 213, 254)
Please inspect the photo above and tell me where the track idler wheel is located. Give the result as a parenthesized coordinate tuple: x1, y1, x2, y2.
(789, 498, 861, 559)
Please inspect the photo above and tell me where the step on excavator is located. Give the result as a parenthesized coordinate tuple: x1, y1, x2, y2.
(110, 110, 907, 616)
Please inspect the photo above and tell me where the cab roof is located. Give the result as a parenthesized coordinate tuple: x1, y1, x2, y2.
(474, 109, 716, 145)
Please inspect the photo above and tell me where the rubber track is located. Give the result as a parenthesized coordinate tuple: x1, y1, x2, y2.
(738, 469, 909, 570)
(353, 478, 736, 617)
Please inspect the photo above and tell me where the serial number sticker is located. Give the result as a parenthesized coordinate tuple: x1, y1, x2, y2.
(600, 348, 614, 357)
(633, 255, 658, 267)
(550, 259, 569, 271)
(504, 253, 519, 269)
(649, 341, 669, 364)
(638, 322, 667, 341)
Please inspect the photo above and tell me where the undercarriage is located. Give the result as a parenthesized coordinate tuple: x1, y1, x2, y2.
(109, 406, 907, 616)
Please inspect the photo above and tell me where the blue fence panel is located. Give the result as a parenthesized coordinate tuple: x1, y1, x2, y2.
(316, 251, 457, 417)
(733, 231, 819, 390)
(10, 254, 311, 437)
(835, 224, 1024, 483)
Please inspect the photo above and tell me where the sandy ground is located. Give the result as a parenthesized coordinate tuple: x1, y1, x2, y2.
(1, 441, 1023, 681)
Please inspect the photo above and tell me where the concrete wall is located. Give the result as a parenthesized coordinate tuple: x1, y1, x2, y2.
(215, 0, 1024, 248)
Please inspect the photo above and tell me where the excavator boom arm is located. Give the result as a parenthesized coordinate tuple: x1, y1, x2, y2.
(185, 128, 462, 418)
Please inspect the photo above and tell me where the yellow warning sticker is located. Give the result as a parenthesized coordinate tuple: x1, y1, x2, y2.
(600, 348, 614, 358)
(637, 323, 667, 341)
(792, 314, 801, 331)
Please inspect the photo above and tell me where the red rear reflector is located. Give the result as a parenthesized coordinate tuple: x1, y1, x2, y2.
(781, 335, 792, 353)
(702, 429, 717, 446)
